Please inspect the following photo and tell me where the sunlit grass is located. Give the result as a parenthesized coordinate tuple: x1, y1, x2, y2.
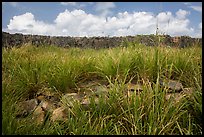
(2, 42, 202, 135)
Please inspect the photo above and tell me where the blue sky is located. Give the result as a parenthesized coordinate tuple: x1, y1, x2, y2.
(2, 2, 202, 37)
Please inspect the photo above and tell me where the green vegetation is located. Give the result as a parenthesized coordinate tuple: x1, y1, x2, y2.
(2, 42, 202, 135)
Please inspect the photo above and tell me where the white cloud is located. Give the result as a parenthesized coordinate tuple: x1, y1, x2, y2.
(3, 2, 18, 7)
(184, 3, 202, 13)
(7, 12, 55, 35)
(95, 2, 116, 17)
(60, 2, 89, 9)
(157, 9, 193, 36)
(87, 2, 94, 5)
(184, 2, 191, 5)
(199, 22, 202, 29)
(60, 2, 77, 6)
(193, 22, 202, 38)
(176, 9, 190, 19)
(4, 9, 201, 38)
(10, 2, 18, 7)
(189, 5, 202, 13)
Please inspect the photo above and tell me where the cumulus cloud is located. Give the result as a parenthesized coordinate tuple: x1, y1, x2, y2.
(7, 12, 55, 35)
(157, 9, 194, 36)
(176, 9, 190, 19)
(4, 9, 201, 38)
(95, 2, 116, 17)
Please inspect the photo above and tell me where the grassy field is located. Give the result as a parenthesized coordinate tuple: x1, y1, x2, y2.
(2, 42, 202, 135)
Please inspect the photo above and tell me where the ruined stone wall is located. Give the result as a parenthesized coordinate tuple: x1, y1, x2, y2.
(2, 32, 202, 48)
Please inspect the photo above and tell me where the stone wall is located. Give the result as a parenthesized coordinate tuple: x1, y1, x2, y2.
(2, 32, 202, 49)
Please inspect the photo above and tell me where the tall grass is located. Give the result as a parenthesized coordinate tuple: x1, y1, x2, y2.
(2, 42, 202, 135)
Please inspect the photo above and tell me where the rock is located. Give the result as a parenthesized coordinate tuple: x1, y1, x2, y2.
(165, 87, 194, 103)
(32, 106, 45, 125)
(81, 96, 99, 105)
(36, 87, 60, 104)
(37, 95, 45, 102)
(51, 107, 68, 122)
(37, 87, 54, 97)
(2, 32, 201, 49)
(47, 95, 60, 103)
(160, 79, 183, 92)
(39, 100, 57, 112)
(165, 93, 184, 103)
(16, 99, 38, 118)
(81, 96, 100, 111)
(93, 85, 109, 97)
(61, 93, 83, 107)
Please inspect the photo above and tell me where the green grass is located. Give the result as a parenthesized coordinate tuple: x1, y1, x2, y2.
(2, 42, 202, 135)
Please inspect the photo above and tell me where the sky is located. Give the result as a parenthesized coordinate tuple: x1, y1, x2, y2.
(2, 2, 202, 38)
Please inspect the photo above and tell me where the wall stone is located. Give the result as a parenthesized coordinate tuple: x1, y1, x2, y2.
(2, 32, 202, 49)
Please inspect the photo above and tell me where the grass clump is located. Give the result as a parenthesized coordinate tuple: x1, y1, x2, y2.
(2, 42, 202, 135)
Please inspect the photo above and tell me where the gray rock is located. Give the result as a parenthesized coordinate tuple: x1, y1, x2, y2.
(165, 88, 193, 103)
(160, 79, 183, 92)
(16, 99, 38, 118)
(61, 92, 83, 107)
(93, 85, 109, 97)
(39, 100, 57, 112)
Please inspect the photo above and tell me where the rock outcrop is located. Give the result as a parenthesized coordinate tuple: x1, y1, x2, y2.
(15, 79, 194, 124)
(2, 32, 202, 49)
